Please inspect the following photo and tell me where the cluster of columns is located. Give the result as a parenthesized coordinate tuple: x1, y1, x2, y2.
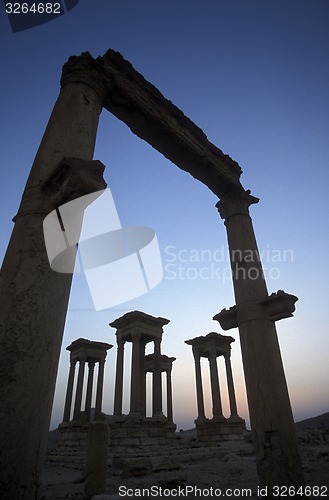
(62, 338, 112, 423)
(110, 311, 170, 418)
(185, 332, 239, 421)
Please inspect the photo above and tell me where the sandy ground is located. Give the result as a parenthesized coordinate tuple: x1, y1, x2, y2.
(40, 440, 329, 499)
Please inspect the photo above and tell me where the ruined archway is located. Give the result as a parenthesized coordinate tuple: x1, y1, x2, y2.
(0, 49, 304, 498)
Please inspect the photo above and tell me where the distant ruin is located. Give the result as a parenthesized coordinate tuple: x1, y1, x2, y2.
(185, 332, 245, 443)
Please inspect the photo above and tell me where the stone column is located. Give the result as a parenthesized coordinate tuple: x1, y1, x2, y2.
(0, 53, 108, 499)
(224, 352, 238, 417)
(85, 361, 95, 422)
(63, 359, 77, 422)
(208, 351, 223, 418)
(95, 358, 105, 420)
(153, 338, 162, 416)
(166, 369, 173, 421)
(217, 188, 304, 489)
(193, 351, 205, 419)
(113, 339, 125, 416)
(140, 340, 147, 417)
(73, 358, 86, 421)
(130, 334, 141, 414)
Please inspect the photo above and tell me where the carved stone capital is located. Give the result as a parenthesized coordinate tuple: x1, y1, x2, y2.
(214, 290, 298, 330)
(216, 188, 259, 222)
(41, 157, 107, 209)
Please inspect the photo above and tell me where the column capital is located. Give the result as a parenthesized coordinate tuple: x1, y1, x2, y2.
(216, 188, 259, 222)
(60, 52, 110, 105)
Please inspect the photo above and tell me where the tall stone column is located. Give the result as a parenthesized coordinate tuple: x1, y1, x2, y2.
(63, 359, 77, 422)
(166, 369, 173, 421)
(73, 358, 86, 421)
(140, 340, 147, 417)
(0, 53, 108, 499)
(130, 334, 141, 414)
(208, 351, 223, 417)
(85, 361, 95, 421)
(153, 338, 162, 416)
(216, 188, 304, 489)
(95, 358, 105, 420)
(113, 339, 125, 416)
(224, 352, 238, 417)
(193, 351, 205, 419)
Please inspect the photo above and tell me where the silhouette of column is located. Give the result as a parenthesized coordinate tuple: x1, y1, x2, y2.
(63, 359, 77, 422)
(73, 357, 86, 420)
(153, 338, 162, 416)
(216, 189, 304, 488)
(85, 361, 95, 422)
(208, 351, 223, 417)
(130, 334, 141, 414)
(0, 53, 107, 499)
(95, 358, 105, 420)
(140, 340, 147, 417)
(113, 339, 124, 416)
(166, 368, 173, 421)
(224, 352, 238, 417)
(193, 352, 205, 419)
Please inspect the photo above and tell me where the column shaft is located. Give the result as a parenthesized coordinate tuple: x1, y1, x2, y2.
(130, 335, 141, 414)
(95, 359, 105, 420)
(113, 340, 124, 416)
(139, 341, 146, 417)
(85, 361, 96, 421)
(193, 352, 205, 419)
(152, 338, 162, 416)
(224, 353, 238, 417)
(0, 55, 104, 499)
(63, 360, 77, 422)
(166, 370, 173, 421)
(74, 359, 86, 420)
(217, 190, 304, 489)
(208, 352, 223, 417)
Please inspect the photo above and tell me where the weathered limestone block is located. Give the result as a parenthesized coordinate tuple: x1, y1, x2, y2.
(123, 458, 153, 477)
(84, 422, 109, 500)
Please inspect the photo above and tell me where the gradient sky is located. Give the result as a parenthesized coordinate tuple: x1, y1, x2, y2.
(0, 0, 328, 431)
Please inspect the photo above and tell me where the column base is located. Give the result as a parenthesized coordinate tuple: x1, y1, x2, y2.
(109, 414, 176, 456)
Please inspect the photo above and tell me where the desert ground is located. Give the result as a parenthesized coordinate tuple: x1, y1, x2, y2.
(40, 413, 329, 499)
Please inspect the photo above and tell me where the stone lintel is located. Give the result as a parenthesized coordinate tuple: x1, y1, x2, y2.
(214, 290, 298, 330)
(110, 311, 169, 343)
(185, 332, 235, 358)
(144, 354, 176, 373)
(67, 338, 113, 362)
(100, 49, 243, 198)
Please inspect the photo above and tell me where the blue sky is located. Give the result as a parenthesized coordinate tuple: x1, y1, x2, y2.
(0, 0, 328, 430)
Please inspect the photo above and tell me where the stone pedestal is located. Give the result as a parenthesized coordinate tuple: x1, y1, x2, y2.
(109, 415, 176, 456)
(195, 416, 246, 444)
